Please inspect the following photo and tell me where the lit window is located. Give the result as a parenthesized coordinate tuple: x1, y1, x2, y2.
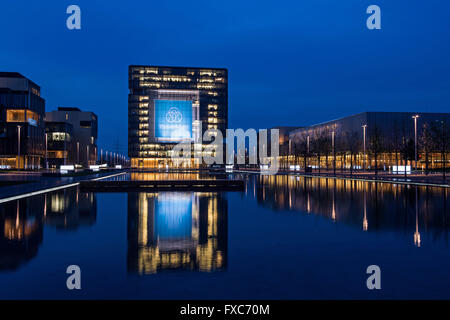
(6, 109, 26, 122)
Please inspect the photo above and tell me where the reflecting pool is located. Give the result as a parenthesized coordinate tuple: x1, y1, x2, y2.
(0, 173, 449, 299)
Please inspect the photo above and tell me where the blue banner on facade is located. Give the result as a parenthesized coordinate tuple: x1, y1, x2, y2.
(155, 100, 192, 142)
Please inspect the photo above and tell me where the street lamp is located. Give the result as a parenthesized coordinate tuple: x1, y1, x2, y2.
(45, 133, 48, 169)
(362, 124, 367, 171)
(307, 135, 310, 168)
(332, 130, 335, 174)
(17, 125, 21, 169)
(412, 115, 419, 171)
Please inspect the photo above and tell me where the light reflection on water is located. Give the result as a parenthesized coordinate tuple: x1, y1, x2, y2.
(256, 175, 449, 247)
(127, 192, 227, 274)
(0, 172, 449, 298)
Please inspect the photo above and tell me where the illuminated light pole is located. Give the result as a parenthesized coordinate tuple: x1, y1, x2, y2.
(17, 125, 21, 169)
(289, 139, 292, 169)
(45, 133, 48, 169)
(332, 130, 335, 175)
(64, 132, 67, 166)
(412, 115, 419, 171)
(87, 145, 89, 167)
(77, 142, 80, 164)
(307, 135, 310, 169)
(362, 124, 367, 171)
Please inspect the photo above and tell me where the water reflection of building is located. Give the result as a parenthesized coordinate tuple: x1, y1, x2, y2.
(44, 188, 97, 230)
(127, 192, 227, 274)
(0, 187, 97, 270)
(0, 198, 43, 270)
(256, 175, 450, 244)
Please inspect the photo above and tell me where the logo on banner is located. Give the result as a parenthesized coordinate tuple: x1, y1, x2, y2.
(166, 107, 183, 123)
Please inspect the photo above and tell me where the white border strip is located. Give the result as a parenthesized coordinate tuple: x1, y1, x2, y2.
(0, 171, 127, 204)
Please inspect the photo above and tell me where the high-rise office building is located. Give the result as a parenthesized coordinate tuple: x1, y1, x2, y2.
(128, 66, 228, 168)
(0, 72, 45, 169)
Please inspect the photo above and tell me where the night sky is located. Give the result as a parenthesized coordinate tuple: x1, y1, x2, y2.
(1, 0, 449, 154)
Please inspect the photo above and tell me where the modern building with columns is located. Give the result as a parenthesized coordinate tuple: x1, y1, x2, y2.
(285, 112, 450, 172)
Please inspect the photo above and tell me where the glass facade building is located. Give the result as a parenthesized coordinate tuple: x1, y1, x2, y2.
(45, 107, 98, 167)
(285, 112, 450, 172)
(0, 72, 45, 169)
(128, 66, 228, 168)
(44, 121, 74, 168)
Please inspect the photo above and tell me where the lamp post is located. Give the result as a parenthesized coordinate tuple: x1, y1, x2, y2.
(77, 142, 79, 164)
(362, 125, 367, 171)
(307, 135, 310, 169)
(17, 125, 21, 169)
(45, 133, 48, 169)
(412, 115, 419, 171)
(332, 130, 335, 175)
(63, 133, 67, 166)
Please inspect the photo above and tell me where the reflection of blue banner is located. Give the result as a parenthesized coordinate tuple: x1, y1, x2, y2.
(155, 193, 192, 240)
(155, 100, 192, 141)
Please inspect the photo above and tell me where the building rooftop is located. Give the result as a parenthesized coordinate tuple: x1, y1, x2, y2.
(129, 65, 228, 72)
(57, 107, 82, 112)
(0, 72, 26, 78)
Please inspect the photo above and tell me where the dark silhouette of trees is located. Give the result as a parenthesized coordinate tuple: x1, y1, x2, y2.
(369, 125, 384, 177)
(343, 131, 360, 175)
(420, 122, 435, 175)
(312, 130, 327, 173)
(292, 132, 309, 172)
(431, 118, 449, 182)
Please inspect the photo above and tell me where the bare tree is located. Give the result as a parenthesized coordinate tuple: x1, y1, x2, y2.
(312, 130, 326, 173)
(369, 125, 384, 178)
(293, 132, 309, 172)
(419, 122, 435, 175)
(431, 118, 449, 182)
(344, 131, 360, 175)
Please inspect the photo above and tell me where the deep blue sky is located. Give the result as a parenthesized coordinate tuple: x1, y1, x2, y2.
(1, 0, 449, 153)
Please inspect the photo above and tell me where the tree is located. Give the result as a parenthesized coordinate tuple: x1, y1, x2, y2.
(431, 118, 449, 182)
(419, 122, 435, 175)
(390, 120, 402, 170)
(343, 131, 360, 175)
(369, 125, 384, 178)
(292, 132, 309, 172)
(312, 129, 328, 173)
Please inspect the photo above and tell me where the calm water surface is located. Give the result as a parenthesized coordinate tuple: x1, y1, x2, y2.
(0, 173, 449, 299)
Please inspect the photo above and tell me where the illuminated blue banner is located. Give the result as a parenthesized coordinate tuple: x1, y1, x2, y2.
(155, 100, 192, 142)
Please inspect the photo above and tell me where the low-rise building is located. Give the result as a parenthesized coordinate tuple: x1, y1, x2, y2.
(287, 112, 450, 172)
(44, 121, 73, 168)
(45, 107, 98, 167)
